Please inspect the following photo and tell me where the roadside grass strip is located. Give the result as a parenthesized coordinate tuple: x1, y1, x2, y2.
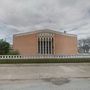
(0, 58, 90, 64)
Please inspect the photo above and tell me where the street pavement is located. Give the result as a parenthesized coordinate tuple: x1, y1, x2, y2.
(0, 63, 90, 90)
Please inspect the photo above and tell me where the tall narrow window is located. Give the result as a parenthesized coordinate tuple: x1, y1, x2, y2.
(41, 38, 43, 54)
(38, 38, 40, 54)
(49, 38, 51, 54)
(38, 33, 54, 55)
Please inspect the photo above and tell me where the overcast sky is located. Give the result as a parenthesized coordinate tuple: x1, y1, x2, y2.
(0, 0, 90, 43)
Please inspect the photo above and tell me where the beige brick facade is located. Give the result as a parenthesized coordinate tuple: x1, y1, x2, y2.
(54, 34, 77, 55)
(13, 29, 78, 55)
(13, 33, 37, 55)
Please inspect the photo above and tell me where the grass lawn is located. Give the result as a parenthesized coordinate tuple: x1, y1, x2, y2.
(0, 58, 90, 64)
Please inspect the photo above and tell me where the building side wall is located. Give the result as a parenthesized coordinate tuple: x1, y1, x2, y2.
(55, 34, 78, 55)
(13, 34, 37, 55)
(13, 33, 78, 55)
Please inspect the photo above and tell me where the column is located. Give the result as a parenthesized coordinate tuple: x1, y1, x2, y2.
(42, 37, 44, 54)
(48, 37, 49, 54)
(44, 37, 46, 54)
(46, 38, 48, 54)
(52, 37, 54, 54)
(49, 38, 51, 54)
(45, 37, 47, 54)
(51, 37, 52, 54)
(40, 37, 41, 54)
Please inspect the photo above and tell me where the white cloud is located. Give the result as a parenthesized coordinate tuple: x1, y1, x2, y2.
(0, 0, 90, 43)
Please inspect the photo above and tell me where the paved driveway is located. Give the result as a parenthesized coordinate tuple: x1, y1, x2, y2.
(0, 63, 90, 90)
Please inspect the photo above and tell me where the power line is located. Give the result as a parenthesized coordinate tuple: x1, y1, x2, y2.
(75, 33, 90, 35)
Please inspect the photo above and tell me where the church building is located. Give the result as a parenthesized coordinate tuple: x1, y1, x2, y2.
(13, 29, 78, 55)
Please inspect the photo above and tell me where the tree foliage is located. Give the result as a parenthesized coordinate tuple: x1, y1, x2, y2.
(0, 39, 19, 55)
(0, 39, 10, 55)
(78, 38, 90, 53)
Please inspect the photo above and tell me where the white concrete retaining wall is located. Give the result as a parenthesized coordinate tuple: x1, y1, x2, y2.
(0, 54, 90, 59)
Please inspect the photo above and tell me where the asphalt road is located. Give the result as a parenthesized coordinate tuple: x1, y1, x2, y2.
(0, 63, 90, 90)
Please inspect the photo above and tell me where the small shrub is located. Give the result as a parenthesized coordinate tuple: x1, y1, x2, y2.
(7, 50, 19, 55)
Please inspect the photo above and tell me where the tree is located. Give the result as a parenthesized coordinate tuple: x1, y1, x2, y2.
(78, 38, 90, 53)
(83, 45, 90, 53)
(0, 39, 10, 55)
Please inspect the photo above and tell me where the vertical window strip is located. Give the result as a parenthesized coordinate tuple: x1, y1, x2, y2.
(38, 37, 40, 54)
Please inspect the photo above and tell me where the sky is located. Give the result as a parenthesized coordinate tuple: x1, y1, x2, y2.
(0, 0, 90, 43)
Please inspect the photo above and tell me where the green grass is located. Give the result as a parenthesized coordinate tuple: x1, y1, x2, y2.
(0, 58, 90, 64)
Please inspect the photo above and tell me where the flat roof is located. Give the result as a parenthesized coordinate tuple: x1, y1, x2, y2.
(14, 29, 77, 37)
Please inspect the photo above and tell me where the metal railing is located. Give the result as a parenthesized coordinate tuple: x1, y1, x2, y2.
(0, 54, 90, 59)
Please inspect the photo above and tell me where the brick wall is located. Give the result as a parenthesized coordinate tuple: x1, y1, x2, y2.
(13, 32, 78, 55)
(13, 33, 37, 55)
